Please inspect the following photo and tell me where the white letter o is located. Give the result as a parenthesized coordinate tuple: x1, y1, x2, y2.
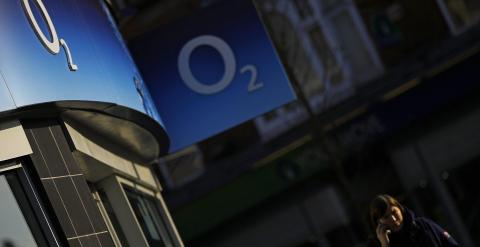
(178, 35, 236, 95)
(22, 0, 60, 54)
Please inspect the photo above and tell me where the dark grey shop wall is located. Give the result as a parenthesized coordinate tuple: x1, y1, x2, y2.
(23, 119, 115, 247)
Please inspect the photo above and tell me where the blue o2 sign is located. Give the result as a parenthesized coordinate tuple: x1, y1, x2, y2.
(178, 35, 263, 95)
(130, 0, 296, 151)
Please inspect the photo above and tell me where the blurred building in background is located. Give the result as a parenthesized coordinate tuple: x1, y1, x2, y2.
(103, 0, 480, 246)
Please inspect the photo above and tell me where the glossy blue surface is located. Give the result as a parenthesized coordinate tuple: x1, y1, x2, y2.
(130, 0, 295, 151)
(0, 0, 162, 125)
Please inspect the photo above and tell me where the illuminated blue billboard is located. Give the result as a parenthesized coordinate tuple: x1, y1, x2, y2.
(0, 0, 162, 125)
(130, 0, 295, 151)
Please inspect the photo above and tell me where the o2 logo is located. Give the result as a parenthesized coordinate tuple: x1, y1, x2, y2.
(21, 0, 78, 71)
(178, 35, 263, 95)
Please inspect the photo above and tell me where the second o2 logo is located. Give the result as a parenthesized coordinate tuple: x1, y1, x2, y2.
(178, 35, 263, 95)
(21, 0, 78, 71)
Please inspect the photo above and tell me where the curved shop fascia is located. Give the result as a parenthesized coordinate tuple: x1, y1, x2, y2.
(0, 0, 169, 163)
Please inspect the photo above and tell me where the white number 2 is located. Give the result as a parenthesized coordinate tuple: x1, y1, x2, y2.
(178, 35, 263, 95)
(241, 65, 263, 92)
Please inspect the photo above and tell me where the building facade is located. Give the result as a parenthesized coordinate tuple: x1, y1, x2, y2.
(0, 0, 182, 246)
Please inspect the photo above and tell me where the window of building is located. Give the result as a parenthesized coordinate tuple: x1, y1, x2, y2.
(158, 146, 205, 189)
(293, 0, 314, 19)
(124, 187, 174, 247)
(95, 175, 181, 247)
(0, 162, 60, 247)
(436, 0, 480, 34)
(308, 25, 343, 85)
(316, 0, 382, 84)
(94, 189, 130, 247)
(0, 174, 38, 246)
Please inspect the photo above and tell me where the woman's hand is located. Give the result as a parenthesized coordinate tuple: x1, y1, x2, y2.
(376, 223, 391, 247)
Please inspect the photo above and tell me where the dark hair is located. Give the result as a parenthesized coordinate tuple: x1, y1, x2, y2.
(369, 194, 404, 229)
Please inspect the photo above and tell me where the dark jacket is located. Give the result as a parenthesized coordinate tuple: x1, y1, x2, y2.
(387, 208, 459, 247)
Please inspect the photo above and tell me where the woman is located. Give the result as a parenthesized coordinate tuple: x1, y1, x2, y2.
(369, 194, 459, 247)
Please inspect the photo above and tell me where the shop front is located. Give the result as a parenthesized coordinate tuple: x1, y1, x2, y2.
(0, 0, 181, 246)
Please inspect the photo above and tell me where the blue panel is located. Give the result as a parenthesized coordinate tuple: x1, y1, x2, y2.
(0, 0, 162, 126)
(130, 0, 295, 151)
